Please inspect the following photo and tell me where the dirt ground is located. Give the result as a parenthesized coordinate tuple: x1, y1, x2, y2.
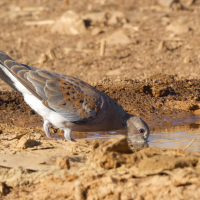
(1, 0, 200, 199)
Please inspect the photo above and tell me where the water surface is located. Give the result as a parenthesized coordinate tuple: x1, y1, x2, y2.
(75, 127, 200, 152)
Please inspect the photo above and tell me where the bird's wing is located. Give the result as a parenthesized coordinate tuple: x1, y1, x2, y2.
(0, 50, 105, 124)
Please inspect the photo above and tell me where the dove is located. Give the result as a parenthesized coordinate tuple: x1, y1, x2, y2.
(0, 50, 150, 142)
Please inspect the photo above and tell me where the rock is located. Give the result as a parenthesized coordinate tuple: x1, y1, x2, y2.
(123, 24, 139, 31)
(38, 53, 47, 64)
(184, 55, 190, 63)
(157, 40, 166, 51)
(105, 30, 131, 46)
(106, 69, 121, 76)
(0, 182, 10, 197)
(76, 41, 88, 49)
(93, 135, 132, 154)
(91, 27, 103, 36)
(107, 11, 127, 25)
(51, 11, 86, 35)
(82, 12, 106, 23)
(74, 181, 86, 200)
(47, 49, 57, 60)
(166, 21, 190, 34)
(182, 0, 194, 7)
(90, 136, 132, 169)
(16, 136, 40, 149)
(158, 0, 175, 8)
(56, 157, 70, 169)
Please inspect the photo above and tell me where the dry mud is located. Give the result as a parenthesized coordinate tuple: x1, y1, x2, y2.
(1, 0, 200, 199)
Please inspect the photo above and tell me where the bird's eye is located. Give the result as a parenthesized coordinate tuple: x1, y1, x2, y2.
(139, 128, 145, 134)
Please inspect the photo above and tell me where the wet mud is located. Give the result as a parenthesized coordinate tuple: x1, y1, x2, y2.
(1, 74, 200, 131)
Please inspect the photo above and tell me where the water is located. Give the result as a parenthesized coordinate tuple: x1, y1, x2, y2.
(75, 127, 200, 152)
(149, 129, 200, 152)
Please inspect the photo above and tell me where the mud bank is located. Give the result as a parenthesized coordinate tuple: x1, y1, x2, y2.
(1, 135, 200, 199)
(1, 74, 200, 131)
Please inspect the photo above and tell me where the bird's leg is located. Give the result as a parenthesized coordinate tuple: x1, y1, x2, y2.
(43, 119, 51, 137)
(64, 128, 76, 142)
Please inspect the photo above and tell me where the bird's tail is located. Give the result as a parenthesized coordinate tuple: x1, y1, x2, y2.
(0, 50, 19, 91)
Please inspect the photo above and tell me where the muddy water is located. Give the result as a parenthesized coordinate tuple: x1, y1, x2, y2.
(74, 126, 200, 152)
(149, 130, 200, 152)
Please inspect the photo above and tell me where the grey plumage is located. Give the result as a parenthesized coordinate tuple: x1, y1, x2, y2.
(0, 50, 150, 142)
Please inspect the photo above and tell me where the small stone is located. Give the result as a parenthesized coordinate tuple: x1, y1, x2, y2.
(56, 157, 70, 169)
(38, 53, 47, 64)
(74, 181, 86, 200)
(16, 137, 40, 149)
(158, 0, 175, 8)
(91, 27, 103, 36)
(123, 24, 139, 31)
(82, 12, 106, 24)
(101, 135, 132, 154)
(77, 41, 88, 49)
(182, 0, 194, 7)
(184, 55, 190, 63)
(51, 10, 86, 35)
(185, 45, 192, 50)
(113, 78, 121, 83)
(0, 182, 10, 197)
(157, 41, 166, 51)
(108, 11, 127, 25)
(47, 49, 57, 60)
(161, 17, 170, 25)
(105, 30, 131, 46)
(166, 21, 190, 34)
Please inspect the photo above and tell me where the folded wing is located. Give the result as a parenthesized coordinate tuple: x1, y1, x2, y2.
(0, 50, 104, 124)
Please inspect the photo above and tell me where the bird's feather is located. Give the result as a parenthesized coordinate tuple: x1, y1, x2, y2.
(0, 50, 104, 124)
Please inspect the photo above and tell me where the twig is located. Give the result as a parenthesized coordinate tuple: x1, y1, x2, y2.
(183, 138, 196, 151)
(24, 20, 55, 26)
(100, 39, 106, 56)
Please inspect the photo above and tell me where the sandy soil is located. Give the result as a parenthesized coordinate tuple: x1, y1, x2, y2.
(1, 0, 200, 199)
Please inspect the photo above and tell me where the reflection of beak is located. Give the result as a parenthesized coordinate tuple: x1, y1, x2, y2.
(128, 134, 147, 143)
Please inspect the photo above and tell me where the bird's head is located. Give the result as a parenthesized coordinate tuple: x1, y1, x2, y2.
(125, 114, 150, 143)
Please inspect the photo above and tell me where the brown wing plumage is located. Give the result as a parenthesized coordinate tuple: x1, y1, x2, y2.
(0, 50, 104, 124)
(55, 77, 103, 121)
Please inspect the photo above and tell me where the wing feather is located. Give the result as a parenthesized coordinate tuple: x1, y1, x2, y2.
(0, 51, 105, 124)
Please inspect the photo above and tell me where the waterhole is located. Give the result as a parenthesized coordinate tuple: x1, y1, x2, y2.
(73, 122, 200, 152)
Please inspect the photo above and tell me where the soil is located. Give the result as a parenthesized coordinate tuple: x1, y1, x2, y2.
(1, 0, 200, 199)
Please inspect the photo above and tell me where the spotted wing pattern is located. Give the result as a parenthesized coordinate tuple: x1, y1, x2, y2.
(0, 50, 104, 124)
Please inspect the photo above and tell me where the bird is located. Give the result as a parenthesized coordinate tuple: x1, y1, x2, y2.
(0, 50, 150, 143)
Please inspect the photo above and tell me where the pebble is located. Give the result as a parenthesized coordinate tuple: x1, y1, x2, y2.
(51, 10, 86, 35)
(105, 30, 131, 46)
(166, 21, 190, 34)
(38, 53, 47, 64)
(107, 11, 127, 25)
(157, 41, 166, 51)
(158, 0, 175, 8)
(91, 27, 103, 36)
(47, 49, 57, 60)
(184, 55, 190, 63)
(74, 181, 86, 200)
(16, 136, 39, 149)
(0, 182, 9, 197)
(56, 157, 70, 169)
(82, 12, 106, 24)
